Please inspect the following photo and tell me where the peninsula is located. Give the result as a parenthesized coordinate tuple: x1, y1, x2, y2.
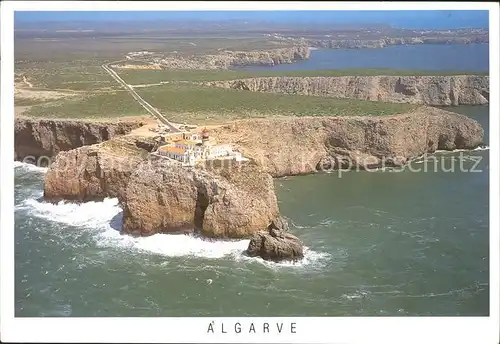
(14, 21, 488, 262)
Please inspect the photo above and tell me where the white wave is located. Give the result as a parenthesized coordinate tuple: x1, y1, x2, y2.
(14, 161, 48, 173)
(370, 166, 406, 172)
(23, 197, 122, 228)
(21, 196, 329, 268)
(237, 248, 331, 269)
(473, 145, 490, 151)
(435, 145, 489, 154)
(101, 227, 250, 259)
(308, 47, 319, 50)
(341, 290, 371, 300)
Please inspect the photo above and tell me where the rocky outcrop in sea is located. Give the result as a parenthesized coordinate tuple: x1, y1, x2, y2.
(247, 217, 304, 262)
(121, 157, 280, 239)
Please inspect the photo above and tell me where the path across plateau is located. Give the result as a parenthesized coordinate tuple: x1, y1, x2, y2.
(102, 61, 180, 133)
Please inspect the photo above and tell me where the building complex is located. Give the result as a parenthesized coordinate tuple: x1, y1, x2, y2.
(155, 128, 245, 166)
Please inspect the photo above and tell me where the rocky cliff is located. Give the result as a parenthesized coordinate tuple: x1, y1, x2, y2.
(204, 75, 489, 106)
(211, 106, 484, 177)
(42, 106, 483, 239)
(157, 46, 310, 70)
(15, 117, 143, 160)
(306, 37, 489, 49)
(43, 135, 154, 202)
(281, 33, 488, 49)
(121, 158, 279, 238)
(43, 136, 280, 238)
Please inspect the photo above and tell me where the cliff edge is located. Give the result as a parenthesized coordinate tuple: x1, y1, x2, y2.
(155, 46, 310, 70)
(211, 106, 484, 177)
(43, 137, 280, 239)
(42, 107, 483, 238)
(204, 75, 489, 106)
(15, 117, 143, 161)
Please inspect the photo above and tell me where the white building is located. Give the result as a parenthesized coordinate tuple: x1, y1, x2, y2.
(157, 145, 195, 166)
(155, 129, 242, 166)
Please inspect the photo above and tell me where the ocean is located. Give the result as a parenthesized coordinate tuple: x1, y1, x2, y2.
(238, 44, 489, 72)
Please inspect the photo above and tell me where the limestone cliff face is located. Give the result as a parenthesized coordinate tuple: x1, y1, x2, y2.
(307, 37, 488, 49)
(43, 136, 153, 202)
(283, 34, 489, 49)
(211, 106, 484, 177)
(43, 137, 280, 238)
(158, 46, 310, 70)
(121, 158, 279, 238)
(42, 107, 483, 238)
(204, 75, 489, 106)
(15, 117, 142, 160)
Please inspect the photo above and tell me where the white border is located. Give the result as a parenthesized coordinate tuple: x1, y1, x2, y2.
(1, 2, 499, 344)
(4, 1, 498, 11)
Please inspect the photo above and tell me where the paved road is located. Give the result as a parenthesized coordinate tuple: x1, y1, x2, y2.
(102, 61, 180, 133)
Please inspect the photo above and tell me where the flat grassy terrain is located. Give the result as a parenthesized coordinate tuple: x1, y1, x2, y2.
(13, 35, 288, 91)
(118, 68, 489, 85)
(14, 98, 57, 107)
(22, 90, 146, 119)
(15, 61, 120, 91)
(135, 84, 418, 124)
(15, 31, 485, 124)
(15, 36, 285, 62)
(20, 82, 417, 122)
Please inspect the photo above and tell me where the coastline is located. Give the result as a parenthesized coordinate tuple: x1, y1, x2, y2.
(14, 105, 485, 247)
(202, 75, 490, 106)
(13, 41, 490, 261)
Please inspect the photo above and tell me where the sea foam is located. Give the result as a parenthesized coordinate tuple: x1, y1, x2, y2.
(20, 195, 329, 268)
(435, 145, 490, 153)
(14, 161, 48, 173)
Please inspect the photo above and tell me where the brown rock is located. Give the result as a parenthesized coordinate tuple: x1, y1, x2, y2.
(246, 220, 304, 262)
(212, 106, 484, 177)
(15, 117, 142, 160)
(43, 136, 150, 202)
(203, 75, 489, 106)
(283, 31, 488, 50)
(157, 46, 310, 70)
(120, 159, 280, 238)
(42, 134, 280, 239)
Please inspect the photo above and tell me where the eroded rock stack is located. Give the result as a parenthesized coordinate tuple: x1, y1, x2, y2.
(246, 217, 304, 262)
(120, 158, 280, 239)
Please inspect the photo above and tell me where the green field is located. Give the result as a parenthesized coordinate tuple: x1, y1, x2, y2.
(17, 63, 486, 123)
(117, 68, 488, 85)
(15, 32, 486, 123)
(15, 61, 120, 91)
(20, 81, 418, 122)
(135, 84, 417, 124)
(22, 90, 146, 119)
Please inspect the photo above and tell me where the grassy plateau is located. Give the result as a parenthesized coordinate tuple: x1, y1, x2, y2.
(14, 33, 487, 123)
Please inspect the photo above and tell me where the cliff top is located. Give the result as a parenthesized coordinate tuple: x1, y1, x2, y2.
(115, 68, 488, 85)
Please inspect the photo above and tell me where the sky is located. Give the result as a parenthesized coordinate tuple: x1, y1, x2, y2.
(15, 10, 489, 30)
